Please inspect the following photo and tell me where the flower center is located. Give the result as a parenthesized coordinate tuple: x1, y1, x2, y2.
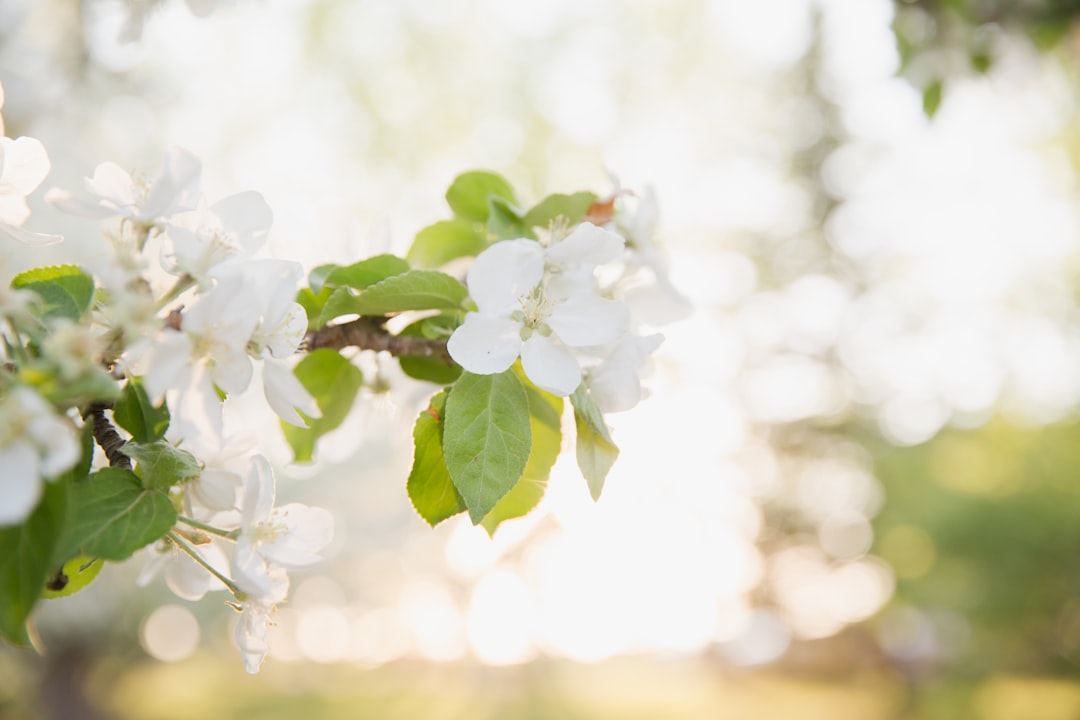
(512, 285, 556, 340)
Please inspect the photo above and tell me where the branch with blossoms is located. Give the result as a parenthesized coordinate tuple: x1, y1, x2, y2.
(0, 86, 688, 673)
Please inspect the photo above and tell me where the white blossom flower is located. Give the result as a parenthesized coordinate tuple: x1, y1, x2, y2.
(231, 455, 333, 599)
(0, 387, 80, 526)
(0, 137, 62, 245)
(448, 238, 628, 396)
(162, 191, 273, 285)
(137, 538, 230, 601)
(233, 590, 283, 674)
(585, 333, 664, 413)
(46, 146, 201, 225)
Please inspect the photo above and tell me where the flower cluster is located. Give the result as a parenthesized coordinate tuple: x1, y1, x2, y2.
(140, 451, 332, 673)
(448, 202, 686, 412)
(0, 114, 333, 673)
(49, 147, 319, 448)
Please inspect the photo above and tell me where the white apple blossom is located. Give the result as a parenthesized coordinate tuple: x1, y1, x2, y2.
(162, 191, 273, 285)
(0, 386, 80, 526)
(585, 333, 664, 413)
(46, 146, 201, 226)
(231, 455, 332, 599)
(233, 590, 283, 674)
(448, 238, 629, 396)
(0, 136, 62, 245)
(137, 538, 231, 601)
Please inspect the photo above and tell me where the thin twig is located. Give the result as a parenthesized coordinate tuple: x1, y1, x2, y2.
(304, 317, 454, 364)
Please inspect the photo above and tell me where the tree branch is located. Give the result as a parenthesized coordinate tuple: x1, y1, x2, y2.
(81, 403, 132, 470)
(304, 317, 454, 365)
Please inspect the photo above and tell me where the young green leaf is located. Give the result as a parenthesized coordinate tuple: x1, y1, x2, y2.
(0, 481, 66, 646)
(480, 370, 564, 535)
(41, 556, 103, 599)
(407, 391, 466, 526)
(446, 171, 517, 223)
(350, 270, 468, 315)
(397, 315, 462, 385)
(323, 254, 410, 290)
(443, 371, 532, 523)
(487, 196, 534, 241)
(60, 468, 176, 562)
(113, 378, 170, 444)
(316, 287, 365, 326)
(407, 219, 487, 269)
(570, 386, 619, 500)
(11, 264, 95, 322)
(296, 285, 335, 330)
(523, 192, 598, 228)
(119, 441, 201, 490)
(281, 349, 364, 462)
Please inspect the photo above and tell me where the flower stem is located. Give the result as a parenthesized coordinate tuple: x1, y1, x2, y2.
(156, 274, 196, 312)
(168, 531, 243, 596)
(178, 515, 239, 540)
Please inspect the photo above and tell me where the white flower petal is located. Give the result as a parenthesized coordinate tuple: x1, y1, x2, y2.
(142, 147, 201, 219)
(0, 137, 51, 196)
(85, 161, 137, 210)
(0, 222, 62, 246)
(0, 441, 42, 526)
(242, 455, 276, 527)
(548, 294, 628, 347)
(259, 504, 333, 569)
(142, 331, 193, 401)
(521, 334, 582, 396)
(546, 222, 625, 268)
(210, 190, 272, 255)
(44, 187, 120, 218)
(263, 358, 320, 426)
(191, 468, 241, 512)
(447, 312, 522, 375)
(467, 238, 544, 315)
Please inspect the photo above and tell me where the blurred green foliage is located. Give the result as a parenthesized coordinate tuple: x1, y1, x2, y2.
(893, 0, 1080, 115)
(872, 418, 1080, 675)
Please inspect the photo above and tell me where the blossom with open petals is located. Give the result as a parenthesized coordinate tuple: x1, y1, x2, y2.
(448, 238, 628, 396)
(46, 146, 201, 225)
(586, 333, 664, 413)
(231, 455, 333, 599)
(0, 387, 80, 526)
(0, 137, 62, 245)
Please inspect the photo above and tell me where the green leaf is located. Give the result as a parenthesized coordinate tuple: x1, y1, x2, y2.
(487, 196, 534, 241)
(42, 556, 103, 600)
(922, 79, 943, 118)
(113, 378, 170, 444)
(443, 371, 532, 523)
(60, 468, 176, 562)
(11, 265, 95, 322)
(397, 315, 462, 385)
(323, 254, 410, 290)
(296, 285, 334, 330)
(316, 287, 365, 326)
(351, 270, 468, 315)
(281, 349, 364, 462)
(308, 264, 340, 295)
(570, 386, 619, 500)
(446, 171, 517, 223)
(523, 192, 598, 228)
(0, 481, 66, 646)
(407, 391, 466, 526)
(407, 219, 487, 269)
(119, 441, 201, 490)
(481, 373, 563, 535)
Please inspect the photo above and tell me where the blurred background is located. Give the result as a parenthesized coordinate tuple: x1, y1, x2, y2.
(4, 0, 1080, 718)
